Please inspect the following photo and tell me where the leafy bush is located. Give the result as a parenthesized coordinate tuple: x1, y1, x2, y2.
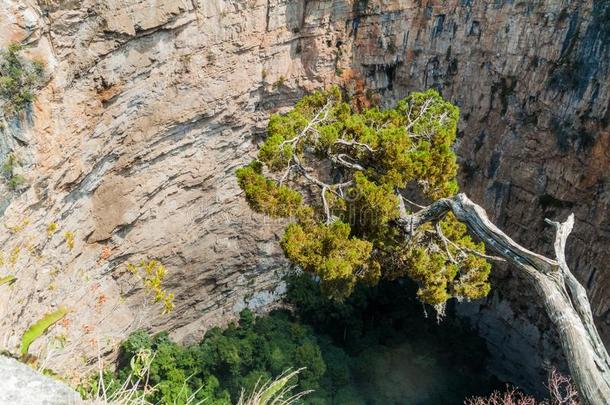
(89, 274, 501, 404)
(236, 87, 491, 306)
(126, 260, 175, 314)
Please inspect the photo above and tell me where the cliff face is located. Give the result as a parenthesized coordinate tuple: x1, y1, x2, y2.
(0, 0, 607, 385)
(345, 0, 609, 389)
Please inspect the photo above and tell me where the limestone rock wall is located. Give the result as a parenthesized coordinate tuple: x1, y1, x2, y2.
(0, 0, 322, 378)
(0, 0, 607, 389)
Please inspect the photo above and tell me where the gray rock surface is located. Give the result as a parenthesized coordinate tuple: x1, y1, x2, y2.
(0, 356, 81, 405)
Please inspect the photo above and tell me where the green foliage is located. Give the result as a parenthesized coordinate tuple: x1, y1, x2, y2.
(47, 222, 59, 236)
(0, 42, 44, 115)
(236, 161, 303, 218)
(87, 310, 322, 404)
(1, 153, 26, 191)
(348, 172, 399, 238)
(0, 275, 16, 287)
(99, 274, 499, 404)
(63, 231, 75, 250)
(294, 341, 326, 391)
(127, 260, 175, 314)
(237, 87, 490, 306)
(282, 220, 373, 300)
(20, 307, 68, 356)
(398, 213, 491, 306)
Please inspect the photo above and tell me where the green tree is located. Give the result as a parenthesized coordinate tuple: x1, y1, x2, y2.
(237, 87, 490, 310)
(237, 87, 610, 404)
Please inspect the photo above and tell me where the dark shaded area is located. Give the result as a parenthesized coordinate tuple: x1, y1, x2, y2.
(550, 117, 596, 153)
(285, 274, 504, 404)
(91, 275, 504, 404)
(547, 1, 609, 151)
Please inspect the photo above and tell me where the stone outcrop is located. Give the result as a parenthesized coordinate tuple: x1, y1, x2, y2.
(0, 355, 81, 404)
(0, 0, 607, 391)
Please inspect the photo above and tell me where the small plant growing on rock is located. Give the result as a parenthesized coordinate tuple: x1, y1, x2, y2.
(64, 231, 75, 250)
(1, 153, 26, 191)
(8, 245, 21, 266)
(4, 216, 29, 234)
(20, 306, 68, 357)
(127, 260, 175, 314)
(47, 222, 58, 236)
(273, 75, 286, 88)
(0, 275, 16, 286)
(0, 42, 45, 116)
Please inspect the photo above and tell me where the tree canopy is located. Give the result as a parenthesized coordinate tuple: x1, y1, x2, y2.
(84, 275, 496, 404)
(237, 87, 491, 309)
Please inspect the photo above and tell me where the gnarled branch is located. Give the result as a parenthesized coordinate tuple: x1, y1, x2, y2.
(395, 193, 610, 405)
(335, 139, 377, 152)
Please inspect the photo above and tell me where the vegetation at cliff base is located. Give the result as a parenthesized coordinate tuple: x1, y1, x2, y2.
(83, 274, 499, 404)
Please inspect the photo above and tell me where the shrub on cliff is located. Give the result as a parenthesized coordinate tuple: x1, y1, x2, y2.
(0, 42, 44, 116)
(237, 86, 489, 309)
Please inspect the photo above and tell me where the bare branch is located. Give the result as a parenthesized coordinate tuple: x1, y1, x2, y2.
(395, 193, 610, 404)
(279, 99, 333, 151)
(426, 227, 506, 264)
(329, 153, 366, 171)
(397, 193, 408, 218)
(335, 139, 377, 153)
(460, 246, 506, 263)
(435, 222, 457, 265)
(429, 228, 506, 263)
(279, 162, 294, 185)
(292, 153, 353, 199)
(405, 97, 433, 132)
(321, 186, 331, 224)
(546, 215, 610, 371)
(402, 195, 427, 210)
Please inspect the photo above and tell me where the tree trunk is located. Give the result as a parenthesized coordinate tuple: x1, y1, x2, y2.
(396, 193, 610, 405)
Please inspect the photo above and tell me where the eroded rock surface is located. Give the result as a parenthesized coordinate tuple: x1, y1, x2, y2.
(0, 0, 607, 391)
(0, 356, 81, 404)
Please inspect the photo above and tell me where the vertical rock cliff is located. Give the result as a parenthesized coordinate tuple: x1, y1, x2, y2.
(344, 0, 609, 391)
(0, 0, 607, 391)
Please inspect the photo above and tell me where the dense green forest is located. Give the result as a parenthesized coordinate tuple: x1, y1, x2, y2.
(84, 274, 501, 404)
